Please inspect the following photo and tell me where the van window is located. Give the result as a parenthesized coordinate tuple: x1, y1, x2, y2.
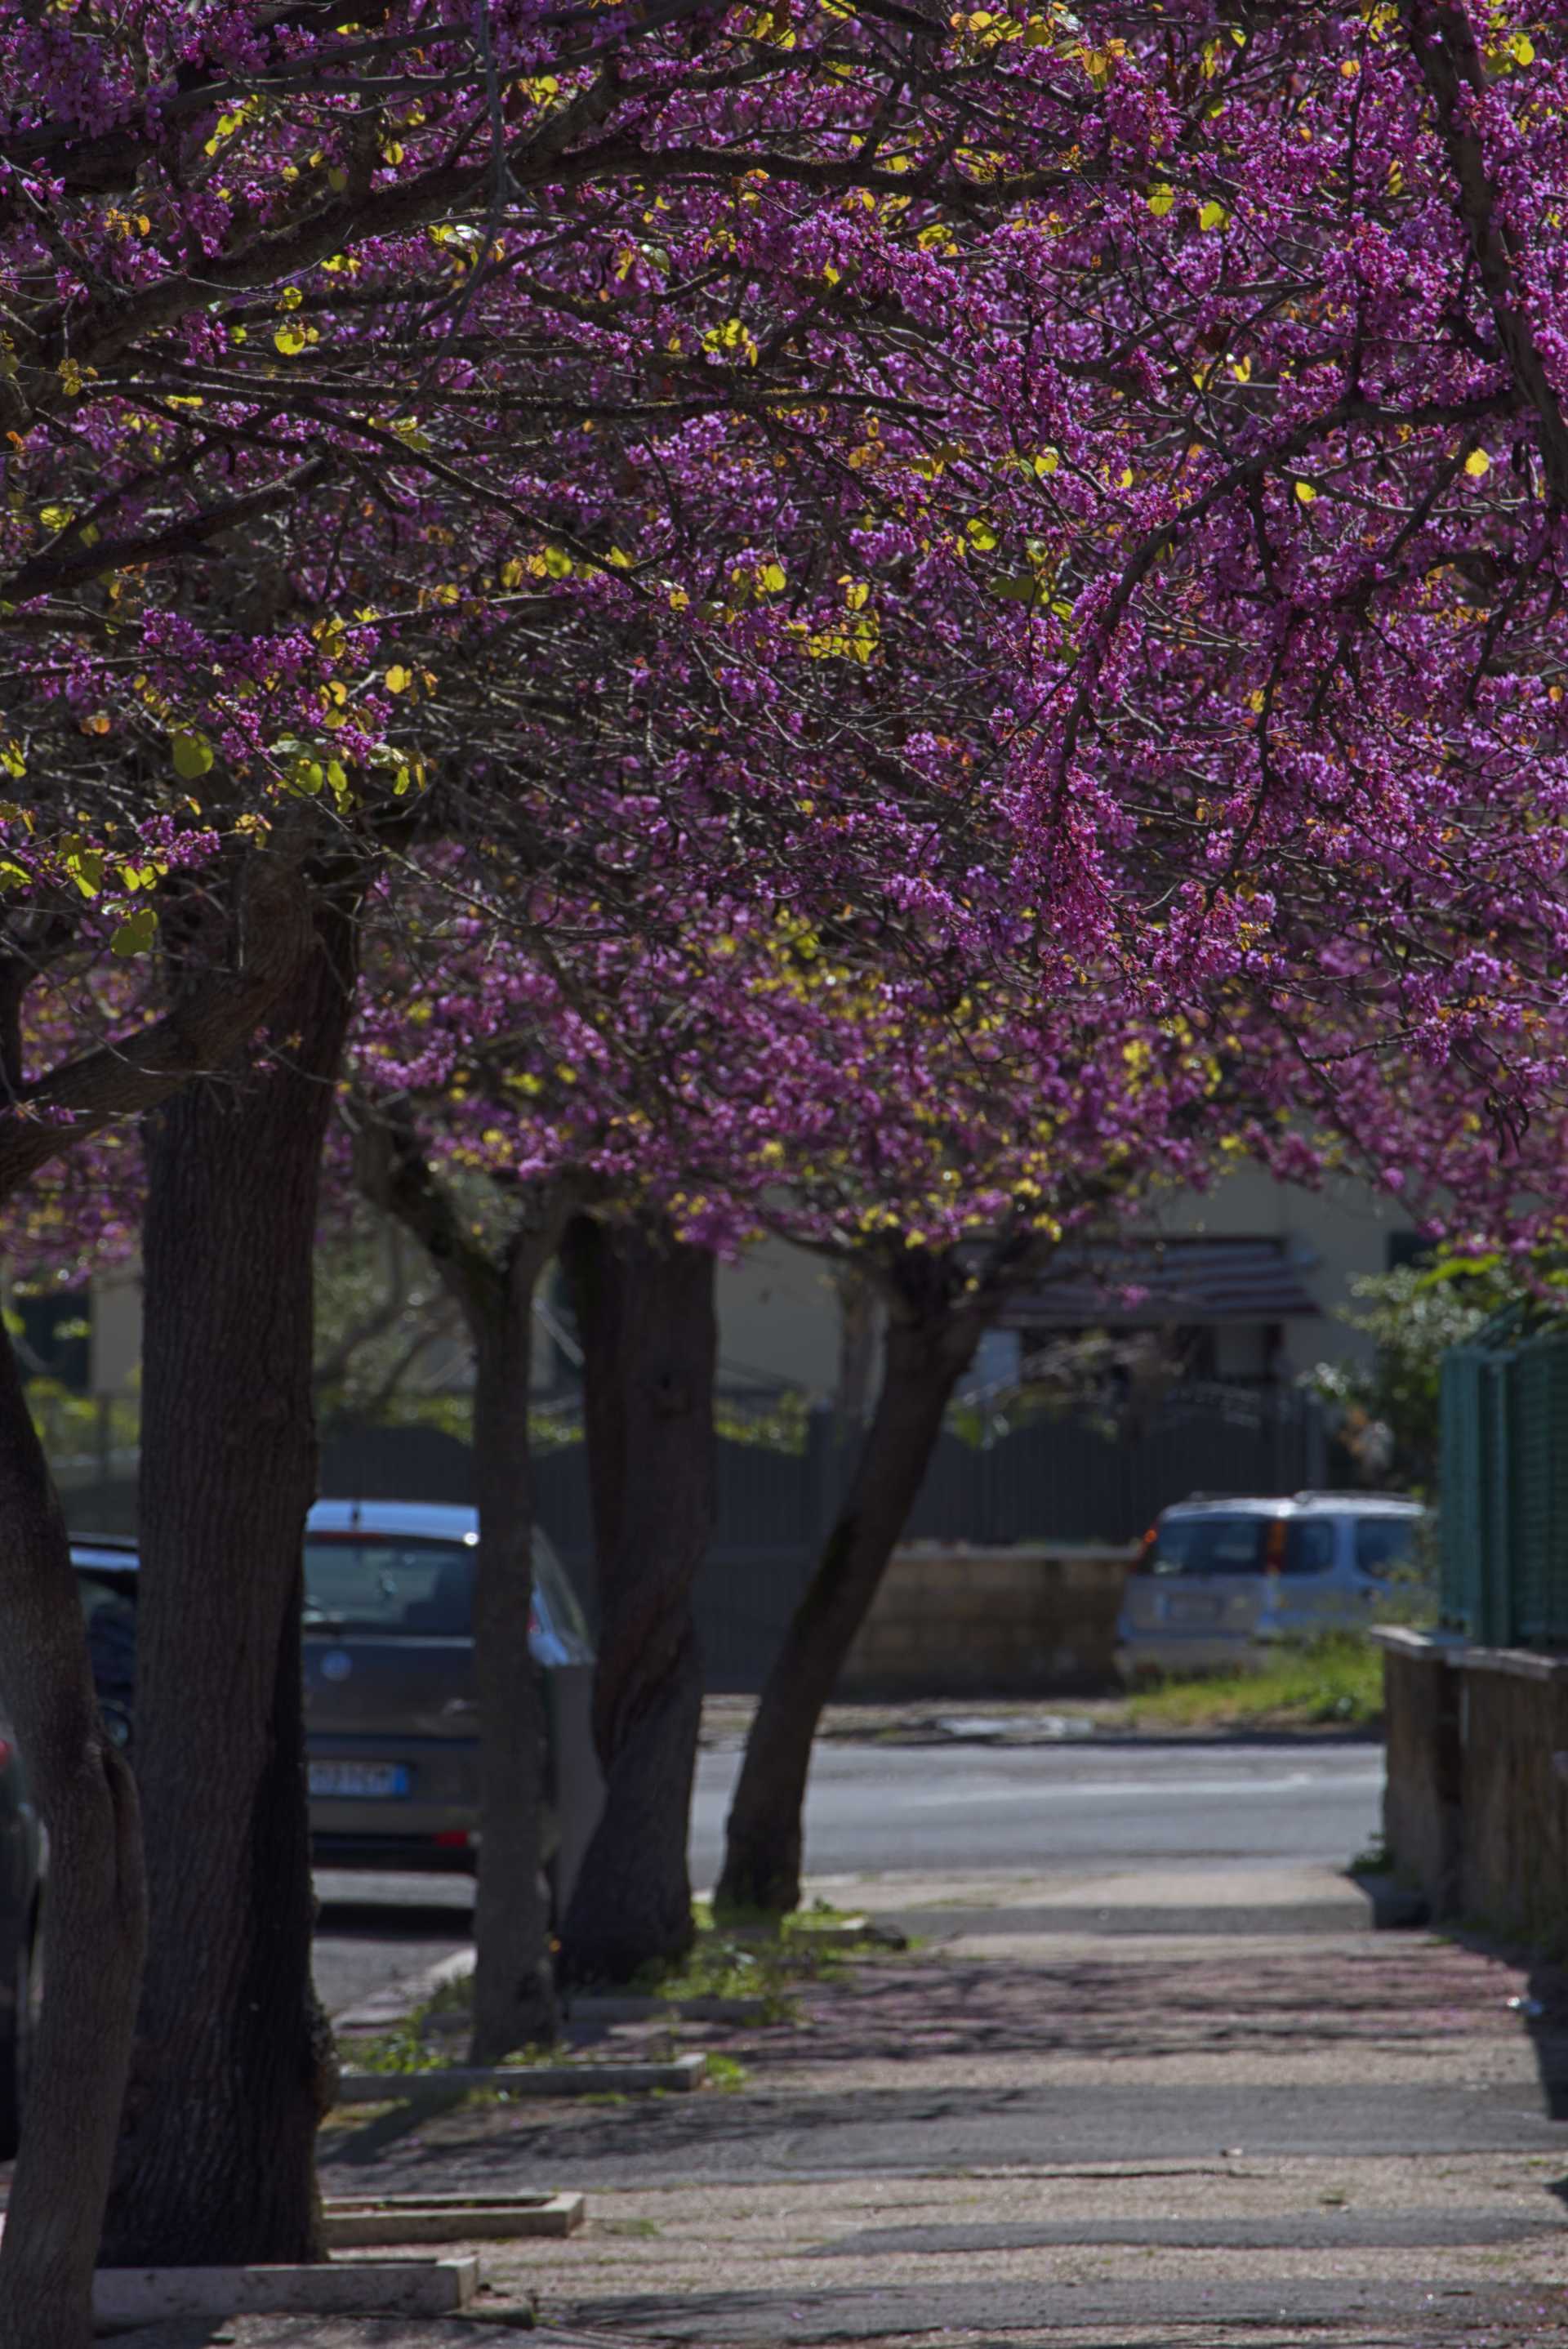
(1282, 1518, 1337, 1576)
(1355, 1516, 1417, 1576)
(1143, 1517, 1270, 1576)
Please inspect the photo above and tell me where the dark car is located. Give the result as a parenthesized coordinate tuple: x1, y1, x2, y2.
(71, 1499, 604, 1914)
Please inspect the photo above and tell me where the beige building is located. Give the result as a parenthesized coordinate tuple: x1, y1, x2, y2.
(711, 1167, 1416, 1406)
(44, 1169, 1411, 1411)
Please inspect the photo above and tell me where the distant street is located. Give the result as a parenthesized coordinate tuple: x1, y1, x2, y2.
(313, 1735, 1383, 2016)
(690, 1734, 1382, 1882)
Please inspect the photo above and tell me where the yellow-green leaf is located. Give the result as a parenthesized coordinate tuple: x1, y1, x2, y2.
(759, 561, 787, 593)
(384, 664, 412, 693)
(110, 905, 158, 958)
(1198, 200, 1228, 232)
(1294, 480, 1316, 505)
(1146, 185, 1175, 217)
(1464, 448, 1491, 478)
(171, 729, 215, 779)
(274, 323, 308, 356)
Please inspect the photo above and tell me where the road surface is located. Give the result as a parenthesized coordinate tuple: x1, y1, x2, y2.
(313, 1734, 1383, 2017)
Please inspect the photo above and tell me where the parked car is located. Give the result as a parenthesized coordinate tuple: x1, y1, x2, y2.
(70, 1500, 603, 1910)
(1114, 1490, 1426, 1683)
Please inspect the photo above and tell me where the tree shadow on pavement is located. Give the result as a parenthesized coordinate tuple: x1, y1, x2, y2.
(1446, 1922, 1568, 2127)
(715, 1941, 1532, 2069)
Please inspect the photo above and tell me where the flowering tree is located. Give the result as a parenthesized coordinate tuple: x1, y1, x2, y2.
(10, 2, 1568, 2340)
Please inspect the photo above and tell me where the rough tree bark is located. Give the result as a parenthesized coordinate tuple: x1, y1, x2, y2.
(557, 1215, 715, 1985)
(101, 898, 357, 2267)
(357, 1121, 573, 2062)
(0, 853, 314, 2349)
(715, 1252, 991, 1919)
(0, 1328, 145, 2349)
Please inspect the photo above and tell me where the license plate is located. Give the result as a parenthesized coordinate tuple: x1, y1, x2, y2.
(1169, 1595, 1221, 1625)
(309, 1761, 410, 1799)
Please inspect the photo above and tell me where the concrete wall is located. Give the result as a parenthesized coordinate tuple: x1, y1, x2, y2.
(1377, 1629, 1568, 1946)
(841, 1542, 1137, 1698)
(1378, 1629, 1463, 1914)
(1152, 1166, 1414, 1378)
(715, 1236, 844, 1397)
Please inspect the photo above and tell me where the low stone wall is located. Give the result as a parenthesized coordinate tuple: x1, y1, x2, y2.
(1375, 1627, 1568, 1944)
(1375, 1628, 1463, 1916)
(840, 1542, 1137, 1698)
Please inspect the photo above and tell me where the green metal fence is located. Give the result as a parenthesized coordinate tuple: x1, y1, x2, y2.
(1441, 1308, 1568, 1646)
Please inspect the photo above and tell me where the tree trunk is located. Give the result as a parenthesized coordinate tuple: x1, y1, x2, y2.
(834, 1265, 879, 1441)
(557, 1217, 715, 1985)
(715, 1299, 979, 1919)
(0, 1326, 145, 2349)
(101, 904, 355, 2267)
(467, 1238, 559, 2063)
(350, 1121, 569, 2068)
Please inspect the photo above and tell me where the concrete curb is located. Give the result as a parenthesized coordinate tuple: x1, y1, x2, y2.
(335, 2050, 707, 2103)
(323, 2192, 584, 2244)
(1352, 1870, 1431, 1930)
(93, 2255, 476, 2322)
(332, 1943, 475, 2034)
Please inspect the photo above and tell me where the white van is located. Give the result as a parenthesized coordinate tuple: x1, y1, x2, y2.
(1114, 1491, 1425, 1682)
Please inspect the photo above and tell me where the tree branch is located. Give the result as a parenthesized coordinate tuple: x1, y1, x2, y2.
(1401, 0, 1568, 506)
(0, 851, 316, 1206)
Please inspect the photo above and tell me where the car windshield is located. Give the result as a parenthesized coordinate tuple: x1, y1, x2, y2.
(304, 1540, 479, 1634)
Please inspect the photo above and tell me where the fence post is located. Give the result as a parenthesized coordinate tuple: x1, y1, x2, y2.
(1481, 1356, 1513, 1647)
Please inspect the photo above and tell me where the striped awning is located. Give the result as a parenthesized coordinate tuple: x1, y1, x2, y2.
(999, 1237, 1321, 1328)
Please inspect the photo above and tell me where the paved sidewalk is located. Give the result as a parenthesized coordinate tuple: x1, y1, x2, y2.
(130, 1859, 1568, 2347)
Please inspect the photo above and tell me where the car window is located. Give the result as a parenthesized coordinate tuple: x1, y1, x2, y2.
(533, 1540, 590, 1647)
(304, 1540, 474, 1634)
(303, 1532, 567, 1637)
(1355, 1516, 1417, 1576)
(1282, 1518, 1337, 1576)
(77, 1574, 138, 1698)
(1143, 1516, 1271, 1576)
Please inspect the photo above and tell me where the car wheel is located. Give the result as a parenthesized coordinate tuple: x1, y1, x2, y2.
(0, 1905, 42, 2160)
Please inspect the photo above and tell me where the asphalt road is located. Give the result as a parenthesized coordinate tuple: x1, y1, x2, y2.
(312, 1736, 1383, 2017)
(689, 1735, 1383, 1883)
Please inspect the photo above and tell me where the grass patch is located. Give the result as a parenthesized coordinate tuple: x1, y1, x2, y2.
(349, 2015, 577, 2075)
(1122, 1633, 1383, 1732)
(631, 1931, 821, 2018)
